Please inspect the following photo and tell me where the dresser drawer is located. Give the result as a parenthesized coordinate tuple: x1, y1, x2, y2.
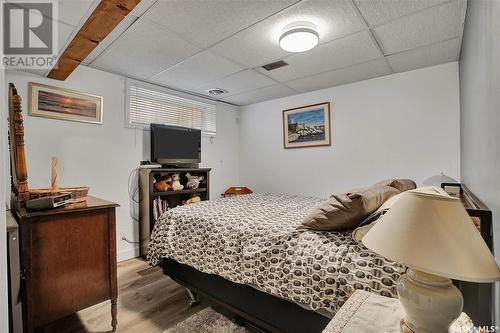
(15, 196, 119, 332)
(29, 209, 112, 327)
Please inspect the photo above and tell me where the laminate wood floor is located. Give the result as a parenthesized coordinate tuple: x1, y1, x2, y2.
(37, 258, 206, 333)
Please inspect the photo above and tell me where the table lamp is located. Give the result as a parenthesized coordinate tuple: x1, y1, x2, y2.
(362, 189, 500, 333)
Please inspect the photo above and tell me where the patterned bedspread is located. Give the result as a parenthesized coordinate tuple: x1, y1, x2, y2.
(147, 193, 405, 315)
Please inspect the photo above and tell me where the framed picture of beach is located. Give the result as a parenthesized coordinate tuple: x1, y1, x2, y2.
(29, 82, 103, 124)
(282, 102, 331, 149)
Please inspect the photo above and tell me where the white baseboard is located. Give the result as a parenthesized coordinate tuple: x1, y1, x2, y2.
(117, 246, 140, 262)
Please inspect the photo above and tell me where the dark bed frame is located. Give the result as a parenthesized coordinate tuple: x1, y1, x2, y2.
(162, 258, 331, 333)
(161, 183, 495, 331)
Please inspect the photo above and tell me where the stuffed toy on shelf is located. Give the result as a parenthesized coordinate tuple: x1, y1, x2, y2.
(154, 175, 172, 192)
(185, 173, 205, 189)
(183, 193, 201, 205)
(171, 173, 184, 191)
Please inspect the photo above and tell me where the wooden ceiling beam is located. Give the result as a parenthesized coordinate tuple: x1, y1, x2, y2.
(48, 0, 141, 81)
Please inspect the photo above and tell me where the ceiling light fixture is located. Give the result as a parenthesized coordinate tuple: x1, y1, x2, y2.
(279, 22, 319, 53)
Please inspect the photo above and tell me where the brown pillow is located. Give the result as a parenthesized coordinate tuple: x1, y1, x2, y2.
(374, 178, 416, 192)
(298, 185, 399, 231)
(358, 192, 403, 227)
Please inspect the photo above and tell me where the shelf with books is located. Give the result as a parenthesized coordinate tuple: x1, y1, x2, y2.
(139, 167, 211, 257)
(152, 197, 169, 222)
(152, 188, 207, 196)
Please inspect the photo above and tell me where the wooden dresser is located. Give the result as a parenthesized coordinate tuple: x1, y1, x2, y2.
(13, 196, 119, 332)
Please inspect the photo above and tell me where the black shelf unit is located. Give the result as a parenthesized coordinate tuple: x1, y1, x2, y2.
(139, 167, 211, 257)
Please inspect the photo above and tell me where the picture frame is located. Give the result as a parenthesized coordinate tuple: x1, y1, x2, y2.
(29, 82, 103, 124)
(282, 102, 331, 149)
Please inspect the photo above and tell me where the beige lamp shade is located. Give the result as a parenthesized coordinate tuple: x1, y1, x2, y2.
(362, 189, 500, 282)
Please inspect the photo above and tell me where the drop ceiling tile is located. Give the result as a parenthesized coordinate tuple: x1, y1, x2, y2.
(143, 0, 298, 48)
(257, 31, 381, 82)
(57, 20, 77, 53)
(56, 0, 97, 26)
(83, 14, 138, 65)
(271, 0, 365, 44)
(130, 0, 158, 17)
(149, 51, 244, 91)
(6, 3, 76, 54)
(286, 58, 392, 92)
(197, 69, 276, 98)
(10, 0, 98, 26)
(92, 18, 201, 79)
(221, 84, 296, 106)
(354, 0, 448, 26)
(209, 24, 290, 68)
(387, 38, 460, 73)
(373, 0, 466, 55)
(210, 0, 364, 68)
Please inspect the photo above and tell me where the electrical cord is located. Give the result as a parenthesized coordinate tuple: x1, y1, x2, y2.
(122, 167, 144, 244)
(128, 167, 141, 204)
(121, 236, 149, 244)
(124, 167, 168, 244)
(128, 167, 141, 224)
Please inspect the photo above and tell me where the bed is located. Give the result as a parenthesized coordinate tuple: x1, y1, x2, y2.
(147, 192, 406, 332)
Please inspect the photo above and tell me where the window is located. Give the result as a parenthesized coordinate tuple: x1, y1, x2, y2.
(126, 79, 216, 135)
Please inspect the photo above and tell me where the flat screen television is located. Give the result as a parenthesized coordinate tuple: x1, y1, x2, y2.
(150, 124, 201, 165)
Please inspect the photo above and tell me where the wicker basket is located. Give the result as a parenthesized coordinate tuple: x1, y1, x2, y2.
(30, 187, 89, 200)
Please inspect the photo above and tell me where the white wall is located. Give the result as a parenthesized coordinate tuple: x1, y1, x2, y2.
(240, 62, 460, 198)
(1, 66, 9, 333)
(459, 0, 500, 326)
(5, 66, 240, 261)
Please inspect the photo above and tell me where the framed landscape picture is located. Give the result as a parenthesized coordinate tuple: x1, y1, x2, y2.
(282, 102, 331, 149)
(29, 82, 103, 124)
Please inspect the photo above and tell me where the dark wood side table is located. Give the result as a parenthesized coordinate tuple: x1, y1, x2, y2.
(13, 196, 119, 332)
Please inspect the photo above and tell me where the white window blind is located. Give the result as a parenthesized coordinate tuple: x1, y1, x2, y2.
(127, 79, 216, 135)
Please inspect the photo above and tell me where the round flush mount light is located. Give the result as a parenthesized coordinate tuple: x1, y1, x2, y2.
(279, 22, 319, 53)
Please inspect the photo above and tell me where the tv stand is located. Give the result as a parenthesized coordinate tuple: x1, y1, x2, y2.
(138, 167, 211, 257)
